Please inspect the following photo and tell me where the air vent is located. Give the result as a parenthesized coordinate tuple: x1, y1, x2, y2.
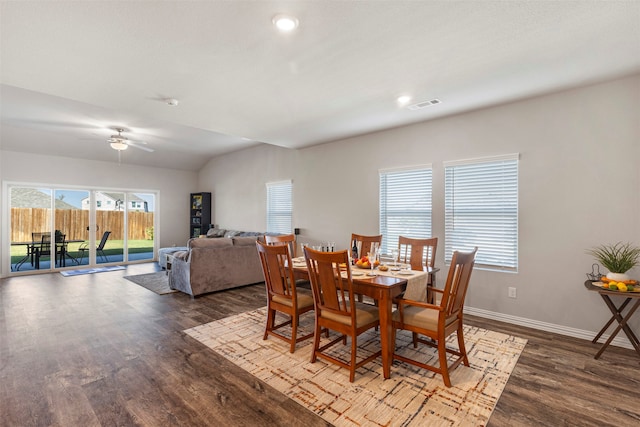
(407, 99, 441, 111)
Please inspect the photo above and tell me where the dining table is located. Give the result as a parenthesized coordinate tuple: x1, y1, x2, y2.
(291, 257, 433, 379)
(11, 238, 84, 271)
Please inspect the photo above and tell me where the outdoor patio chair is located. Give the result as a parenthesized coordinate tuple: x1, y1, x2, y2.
(78, 231, 111, 263)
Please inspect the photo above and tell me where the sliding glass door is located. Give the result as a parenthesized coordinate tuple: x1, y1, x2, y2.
(9, 184, 156, 273)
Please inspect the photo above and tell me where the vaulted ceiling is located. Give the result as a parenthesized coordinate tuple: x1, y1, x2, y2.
(2, 1, 639, 170)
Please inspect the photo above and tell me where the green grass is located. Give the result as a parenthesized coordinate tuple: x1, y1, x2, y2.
(11, 239, 154, 263)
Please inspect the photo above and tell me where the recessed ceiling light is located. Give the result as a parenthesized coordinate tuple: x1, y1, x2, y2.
(397, 95, 412, 105)
(272, 14, 299, 32)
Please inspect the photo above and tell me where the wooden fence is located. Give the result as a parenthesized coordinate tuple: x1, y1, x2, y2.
(11, 208, 154, 242)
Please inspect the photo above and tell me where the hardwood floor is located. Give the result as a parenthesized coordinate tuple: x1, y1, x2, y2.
(1, 264, 639, 426)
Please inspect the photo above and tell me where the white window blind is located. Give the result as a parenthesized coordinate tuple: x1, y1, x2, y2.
(379, 166, 432, 256)
(266, 180, 292, 234)
(444, 154, 519, 271)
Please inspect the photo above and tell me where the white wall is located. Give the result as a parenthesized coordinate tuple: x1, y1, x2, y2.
(199, 144, 298, 231)
(198, 74, 640, 337)
(0, 151, 197, 276)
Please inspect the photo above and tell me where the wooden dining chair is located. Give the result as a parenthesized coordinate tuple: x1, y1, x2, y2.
(351, 233, 382, 260)
(304, 247, 381, 382)
(351, 233, 383, 303)
(392, 247, 477, 387)
(398, 236, 437, 272)
(256, 240, 315, 353)
(265, 234, 297, 258)
(398, 236, 438, 301)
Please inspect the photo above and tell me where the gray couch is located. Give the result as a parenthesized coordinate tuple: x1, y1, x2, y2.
(170, 234, 265, 297)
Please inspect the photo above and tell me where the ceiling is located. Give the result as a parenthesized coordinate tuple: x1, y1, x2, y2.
(1, 1, 639, 171)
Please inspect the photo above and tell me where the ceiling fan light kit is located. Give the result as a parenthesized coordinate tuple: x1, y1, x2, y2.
(109, 141, 128, 151)
(107, 129, 129, 151)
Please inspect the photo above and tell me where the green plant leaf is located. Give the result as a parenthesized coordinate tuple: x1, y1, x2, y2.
(586, 242, 640, 273)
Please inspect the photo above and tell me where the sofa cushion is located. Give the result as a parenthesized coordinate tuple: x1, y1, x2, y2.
(233, 236, 259, 246)
(206, 228, 226, 238)
(224, 230, 242, 238)
(189, 237, 234, 249)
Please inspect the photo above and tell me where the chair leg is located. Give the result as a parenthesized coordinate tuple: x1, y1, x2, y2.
(264, 306, 276, 340)
(457, 325, 470, 367)
(310, 319, 321, 363)
(290, 314, 298, 353)
(438, 336, 452, 388)
(350, 336, 357, 383)
(412, 332, 419, 348)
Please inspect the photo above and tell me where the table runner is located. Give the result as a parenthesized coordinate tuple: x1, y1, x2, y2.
(292, 257, 429, 301)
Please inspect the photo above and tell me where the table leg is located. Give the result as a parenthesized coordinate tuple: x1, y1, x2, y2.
(594, 295, 640, 359)
(427, 272, 436, 304)
(12, 246, 30, 271)
(592, 298, 631, 343)
(378, 290, 393, 379)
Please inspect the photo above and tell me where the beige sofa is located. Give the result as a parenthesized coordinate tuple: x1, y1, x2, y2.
(170, 236, 264, 297)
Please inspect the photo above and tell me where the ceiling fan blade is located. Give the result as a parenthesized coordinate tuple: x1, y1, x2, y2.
(127, 142, 154, 152)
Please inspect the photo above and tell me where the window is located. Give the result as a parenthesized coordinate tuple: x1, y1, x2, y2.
(266, 180, 293, 234)
(444, 154, 519, 271)
(379, 166, 432, 256)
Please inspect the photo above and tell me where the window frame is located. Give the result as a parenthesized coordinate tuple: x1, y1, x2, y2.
(379, 165, 433, 256)
(443, 153, 519, 272)
(266, 180, 293, 234)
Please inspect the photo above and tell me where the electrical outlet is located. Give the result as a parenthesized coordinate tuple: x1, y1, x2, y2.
(508, 287, 517, 298)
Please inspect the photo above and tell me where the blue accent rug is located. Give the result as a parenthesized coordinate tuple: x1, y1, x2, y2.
(60, 265, 126, 276)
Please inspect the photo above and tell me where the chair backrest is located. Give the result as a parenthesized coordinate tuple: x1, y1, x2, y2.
(97, 231, 111, 250)
(304, 247, 355, 323)
(351, 233, 382, 259)
(32, 232, 51, 254)
(264, 234, 296, 258)
(439, 247, 477, 319)
(256, 239, 297, 300)
(398, 236, 437, 270)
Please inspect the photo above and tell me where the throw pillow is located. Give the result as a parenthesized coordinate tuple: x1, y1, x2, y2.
(207, 228, 226, 238)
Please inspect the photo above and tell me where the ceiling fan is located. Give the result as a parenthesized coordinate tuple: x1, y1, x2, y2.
(107, 128, 154, 152)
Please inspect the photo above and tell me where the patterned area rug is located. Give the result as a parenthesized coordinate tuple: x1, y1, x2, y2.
(185, 308, 527, 427)
(123, 271, 177, 295)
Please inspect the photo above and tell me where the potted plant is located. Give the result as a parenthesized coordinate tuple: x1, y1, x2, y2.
(587, 242, 640, 281)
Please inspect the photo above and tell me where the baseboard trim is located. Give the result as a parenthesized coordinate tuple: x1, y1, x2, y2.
(464, 306, 634, 350)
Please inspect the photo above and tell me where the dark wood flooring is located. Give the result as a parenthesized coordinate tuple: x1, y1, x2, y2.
(1, 264, 639, 426)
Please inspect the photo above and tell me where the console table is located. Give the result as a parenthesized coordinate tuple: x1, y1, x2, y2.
(584, 280, 640, 359)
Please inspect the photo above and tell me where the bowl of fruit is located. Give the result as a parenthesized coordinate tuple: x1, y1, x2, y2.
(599, 277, 639, 292)
(355, 256, 380, 269)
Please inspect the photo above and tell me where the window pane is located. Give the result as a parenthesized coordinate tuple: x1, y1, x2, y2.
(379, 167, 432, 256)
(444, 155, 518, 271)
(266, 181, 292, 234)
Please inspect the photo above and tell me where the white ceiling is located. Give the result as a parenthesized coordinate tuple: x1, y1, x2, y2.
(1, 1, 639, 171)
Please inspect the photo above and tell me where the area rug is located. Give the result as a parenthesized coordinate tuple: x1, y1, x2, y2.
(185, 308, 527, 427)
(59, 265, 125, 276)
(123, 271, 177, 295)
